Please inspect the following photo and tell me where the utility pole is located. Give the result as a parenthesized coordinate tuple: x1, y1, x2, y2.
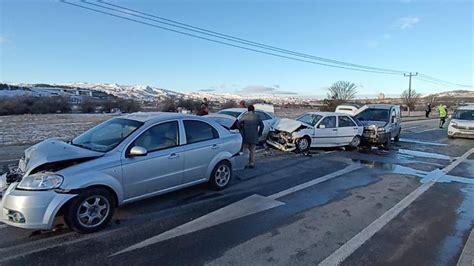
(404, 72, 418, 116)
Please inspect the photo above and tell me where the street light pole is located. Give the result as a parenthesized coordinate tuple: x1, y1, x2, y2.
(404, 72, 418, 116)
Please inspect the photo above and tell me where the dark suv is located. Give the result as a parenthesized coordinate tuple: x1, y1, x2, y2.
(356, 104, 401, 148)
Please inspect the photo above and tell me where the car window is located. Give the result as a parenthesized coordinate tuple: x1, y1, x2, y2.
(319, 116, 336, 128)
(256, 111, 272, 121)
(454, 110, 474, 120)
(217, 110, 241, 118)
(184, 120, 219, 144)
(134, 121, 179, 152)
(338, 116, 356, 127)
(297, 114, 322, 126)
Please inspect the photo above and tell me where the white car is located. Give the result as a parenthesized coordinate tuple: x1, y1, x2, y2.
(448, 105, 474, 139)
(266, 112, 364, 152)
(335, 104, 361, 116)
(216, 107, 277, 142)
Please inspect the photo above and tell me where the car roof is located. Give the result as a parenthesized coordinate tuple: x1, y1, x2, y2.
(120, 112, 198, 122)
(303, 111, 354, 116)
(363, 104, 399, 109)
(218, 108, 246, 113)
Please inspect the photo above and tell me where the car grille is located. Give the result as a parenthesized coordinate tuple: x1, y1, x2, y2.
(457, 125, 474, 130)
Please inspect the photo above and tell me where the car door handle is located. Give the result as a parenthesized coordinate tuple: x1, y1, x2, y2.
(211, 144, 219, 149)
(332, 129, 338, 131)
(168, 153, 179, 159)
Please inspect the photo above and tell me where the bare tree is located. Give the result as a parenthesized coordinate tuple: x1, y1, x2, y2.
(401, 89, 421, 111)
(321, 81, 357, 111)
(327, 81, 358, 102)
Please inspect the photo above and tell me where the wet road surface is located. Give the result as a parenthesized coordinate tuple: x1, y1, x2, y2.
(0, 118, 473, 265)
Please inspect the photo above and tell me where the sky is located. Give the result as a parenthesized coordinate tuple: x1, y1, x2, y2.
(0, 0, 473, 98)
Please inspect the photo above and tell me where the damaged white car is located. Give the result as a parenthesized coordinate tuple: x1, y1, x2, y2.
(266, 112, 364, 152)
(0, 112, 246, 233)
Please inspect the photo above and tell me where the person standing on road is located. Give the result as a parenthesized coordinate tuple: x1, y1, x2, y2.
(438, 104, 448, 128)
(239, 105, 264, 169)
(425, 103, 431, 118)
(197, 98, 209, 116)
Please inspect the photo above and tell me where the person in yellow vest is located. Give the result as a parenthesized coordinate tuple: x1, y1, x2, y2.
(438, 104, 448, 128)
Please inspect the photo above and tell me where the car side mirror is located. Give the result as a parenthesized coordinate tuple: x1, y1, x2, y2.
(318, 124, 326, 129)
(129, 146, 148, 157)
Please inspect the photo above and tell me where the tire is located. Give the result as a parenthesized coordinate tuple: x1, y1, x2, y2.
(383, 134, 392, 150)
(394, 129, 401, 142)
(64, 188, 115, 234)
(209, 161, 232, 190)
(296, 136, 311, 153)
(348, 135, 361, 149)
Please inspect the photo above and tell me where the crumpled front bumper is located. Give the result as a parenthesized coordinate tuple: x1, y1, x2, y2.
(361, 130, 389, 145)
(266, 131, 297, 152)
(1, 183, 76, 230)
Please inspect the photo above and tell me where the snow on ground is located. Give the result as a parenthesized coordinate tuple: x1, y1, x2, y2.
(0, 114, 113, 146)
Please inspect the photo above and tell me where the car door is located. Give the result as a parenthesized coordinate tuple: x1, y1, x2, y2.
(256, 111, 275, 141)
(337, 115, 359, 145)
(121, 121, 184, 200)
(182, 119, 221, 184)
(313, 115, 338, 146)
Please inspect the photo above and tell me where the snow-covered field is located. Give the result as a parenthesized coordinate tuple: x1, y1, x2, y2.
(0, 114, 114, 146)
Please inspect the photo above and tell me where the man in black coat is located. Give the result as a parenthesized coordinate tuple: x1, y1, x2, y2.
(239, 105, 264, 168)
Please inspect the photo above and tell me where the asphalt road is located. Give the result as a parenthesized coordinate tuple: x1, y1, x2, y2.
(0, 118, 473, 265)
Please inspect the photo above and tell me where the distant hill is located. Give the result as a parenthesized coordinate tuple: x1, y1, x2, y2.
(422, 90, 474, 99)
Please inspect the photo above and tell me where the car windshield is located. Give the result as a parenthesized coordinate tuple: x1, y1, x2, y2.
(297, 113, 323, 126)
(72, 118, 143, 152)
(454, 110, 474, 120)
(218, 110, 242, 118)
(356, 108, 390, 122)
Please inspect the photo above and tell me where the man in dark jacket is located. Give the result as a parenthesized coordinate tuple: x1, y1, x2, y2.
(239, 105, 264, 168)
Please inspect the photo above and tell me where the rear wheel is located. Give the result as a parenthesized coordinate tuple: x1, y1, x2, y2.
(64, 188, 115, 234)
(394, 128, 401, 142)
(296, 136, 311, 153)
(209, 161, 232, 190)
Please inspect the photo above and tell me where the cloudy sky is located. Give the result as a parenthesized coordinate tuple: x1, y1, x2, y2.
(1, 0, 472, 97)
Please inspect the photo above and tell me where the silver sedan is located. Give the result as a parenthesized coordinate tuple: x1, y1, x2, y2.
(0, 112, 246, 233)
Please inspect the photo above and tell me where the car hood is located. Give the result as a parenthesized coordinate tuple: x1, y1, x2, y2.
(20, 138, 104, 175)
(360, 120, 388, 128)
(272, 118, 307, 133)
(451, 119, 474, 125)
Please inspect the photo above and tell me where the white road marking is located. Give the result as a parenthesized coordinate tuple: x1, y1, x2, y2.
(319, 148, 474, 266)
(268, 165, 362, 200)
(412, 128, 440, 134)
(398, 149, 452, 161)
(112, 165, 361, 257)
(457, 229, 474, 266)
(401, 125, 423, 131)
(0, 159, 17, 163)
(112, 195, 285, 256)
(399, 138, 448, 147)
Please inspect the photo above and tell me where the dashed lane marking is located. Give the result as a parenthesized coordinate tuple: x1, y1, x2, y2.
(319, 148, 474, 266)
(111, 165, 362, 257)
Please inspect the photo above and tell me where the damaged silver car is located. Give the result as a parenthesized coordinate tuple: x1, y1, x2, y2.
(0, 112, 246, 233)
(267, 112, 364, 152)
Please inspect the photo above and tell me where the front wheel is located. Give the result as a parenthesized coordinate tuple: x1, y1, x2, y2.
(209, 161, 232, 190)
(296, 136, 311, 153)
(64, 188, 115, 234)
(394, 128, 401, 142)
(383, 134, 392, 150)
(349, 135, 361, 148)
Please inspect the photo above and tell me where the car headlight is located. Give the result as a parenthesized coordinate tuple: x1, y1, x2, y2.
(377, 127, 385, 132)
(17, 172, 63, 190)
(450, 121, 458, 128)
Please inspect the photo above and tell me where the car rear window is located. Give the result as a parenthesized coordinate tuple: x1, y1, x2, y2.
(184, 120, 219, 144)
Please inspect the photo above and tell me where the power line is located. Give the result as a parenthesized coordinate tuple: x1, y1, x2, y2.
(417, 74, 472, 88)
(61, 0, 403, 75)
(92, 0, 406, 74)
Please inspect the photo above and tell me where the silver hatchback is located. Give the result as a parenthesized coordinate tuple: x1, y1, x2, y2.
(0, 112, 245, 233)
